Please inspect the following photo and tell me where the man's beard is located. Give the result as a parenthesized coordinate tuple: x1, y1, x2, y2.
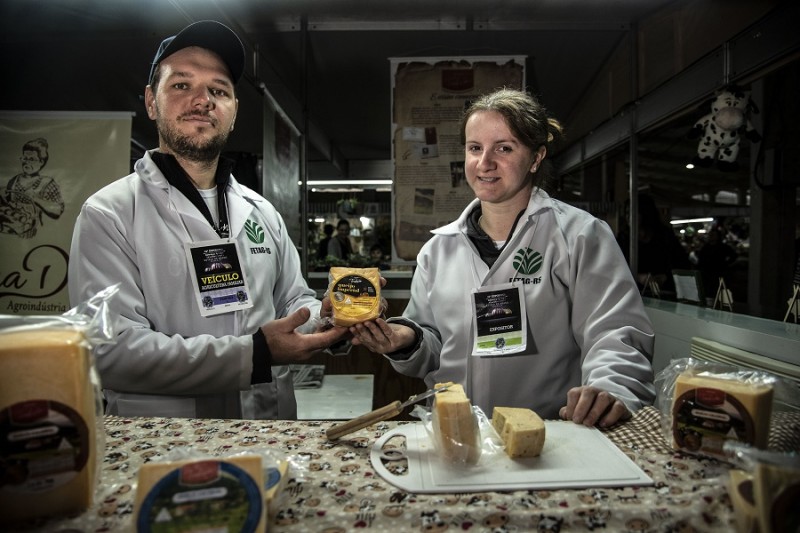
(156, 113, 229, 163)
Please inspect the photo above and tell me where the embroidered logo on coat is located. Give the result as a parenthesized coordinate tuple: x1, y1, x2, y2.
(513, 248, 543, 275)
(245, 219, 265, 244)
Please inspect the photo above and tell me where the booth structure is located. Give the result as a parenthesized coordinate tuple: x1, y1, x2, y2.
(645, 298, 800, 404)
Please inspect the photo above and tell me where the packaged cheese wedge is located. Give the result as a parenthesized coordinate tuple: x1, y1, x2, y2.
(0, 328, 101, 525)
(725, 441, 800, 533)
(0, 286, 116, 526)
(134, 453, 267, 533)
(328, 267, 382, 327)
(655, 356, 794, 460)
(431, 382, 481, 464)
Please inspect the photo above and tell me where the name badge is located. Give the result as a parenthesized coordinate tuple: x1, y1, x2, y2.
(471, 283, 527, 356)
(184, 238, 253, 317)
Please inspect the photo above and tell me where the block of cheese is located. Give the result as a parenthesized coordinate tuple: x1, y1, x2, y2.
(265, 460, 290, 519)
(0, 327, 100, 526)
(492, 406, 546, 458)
(329, 267, 381, 326)
(134, 455, 266, 533)
(753, 460, 800, 533)
(671, 371, 773, 458)
(727, 469, 758, 533)
(432, 382, 481, 464)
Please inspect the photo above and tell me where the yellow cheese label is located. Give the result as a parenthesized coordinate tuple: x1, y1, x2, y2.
(329, 267, 381, 326)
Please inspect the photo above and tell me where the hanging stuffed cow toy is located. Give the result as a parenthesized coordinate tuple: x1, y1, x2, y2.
(687, 85, 761, 171)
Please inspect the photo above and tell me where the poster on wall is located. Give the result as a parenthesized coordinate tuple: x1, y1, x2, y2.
(391, 57, 525, 261)
(0, 111, 132, 315)
(261, 92, 301, 245)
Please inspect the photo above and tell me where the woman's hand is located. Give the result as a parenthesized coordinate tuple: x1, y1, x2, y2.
(558, 386, 631, 427)
(349, 318, 416, 354)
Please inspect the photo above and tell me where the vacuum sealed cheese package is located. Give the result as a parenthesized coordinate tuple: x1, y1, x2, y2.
(133, 447, 292, 533)
(655, 357, 797, 460)
(134, 451, 267, 533)
(328, 267, 382, 327)
(0, 285, 117, 526)
(725, 441, 800, 533)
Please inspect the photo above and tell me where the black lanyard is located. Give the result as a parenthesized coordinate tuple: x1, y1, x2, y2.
(151, 151, 233, 238)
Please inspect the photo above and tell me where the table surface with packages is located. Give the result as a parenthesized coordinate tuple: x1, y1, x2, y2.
(9, 406, 800, 533)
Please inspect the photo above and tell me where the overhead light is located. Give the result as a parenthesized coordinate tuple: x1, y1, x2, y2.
(670, 217, 714, 225)
(686, 163, 695, 169)
(306, 179, 392, 186)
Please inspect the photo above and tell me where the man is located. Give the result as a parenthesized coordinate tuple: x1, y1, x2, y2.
(68, 20, 348, 419)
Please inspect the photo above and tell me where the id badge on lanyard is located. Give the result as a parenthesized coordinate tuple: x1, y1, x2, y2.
(471, 282, 527, 356)
(184, 238, 254, 317)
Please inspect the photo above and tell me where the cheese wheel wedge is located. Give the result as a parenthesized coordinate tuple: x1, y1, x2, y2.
(265, 460, 290, 519)
(492, 406, 546, 458)
(727, 469, 758, 533)
(329, 267, 381, 326)
(432, 382, 481, 464)
(0, 328, 99, 525)
(754, 461, 800, 533)
(672, 371, 773, 458)
(134, 455, 266, 533)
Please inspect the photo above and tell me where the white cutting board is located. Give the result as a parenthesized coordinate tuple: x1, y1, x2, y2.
(370, 421, 653, 493)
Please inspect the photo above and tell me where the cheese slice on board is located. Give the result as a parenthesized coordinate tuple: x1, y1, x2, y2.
(134, 455, 266, 533)
(432, 382, 480, 464)
(671, 371, 773, 458)
(329, 267, 381, 326)
(492, 406, 546, 458)
(0, 328, 99, 525)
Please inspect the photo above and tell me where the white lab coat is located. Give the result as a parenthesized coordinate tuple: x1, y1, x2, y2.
(68, 151, 320, 419)
(387, 189, 656, 419)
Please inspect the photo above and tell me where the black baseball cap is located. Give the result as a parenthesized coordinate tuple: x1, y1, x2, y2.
(148, 20, 245, 86)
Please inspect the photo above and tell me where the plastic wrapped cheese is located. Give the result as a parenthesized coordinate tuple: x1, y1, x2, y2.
(134, 454, 266, 533)
(328, 267, 381, 326)
(671, 371, 773, 458)
(727, 469, 758, 533)
(0, 328, 102, 525)
(654, 357, 793, 460)
(492, 406, 546, 458)
(432, 382, 481, 464)
(725, 441, 800, 533)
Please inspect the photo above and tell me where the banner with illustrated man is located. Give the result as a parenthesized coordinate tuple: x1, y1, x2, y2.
(391, 57, 525, 261)
(0, 111, 131, 315)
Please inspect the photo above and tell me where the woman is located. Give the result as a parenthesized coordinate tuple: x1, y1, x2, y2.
(350, 88, 655, 427)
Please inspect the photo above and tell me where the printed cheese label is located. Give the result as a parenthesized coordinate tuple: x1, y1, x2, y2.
(136, 461, 262, 533)
(0, 400, 90, 493)
(332, 274, 378, 315)
(672, 387, 754, 455)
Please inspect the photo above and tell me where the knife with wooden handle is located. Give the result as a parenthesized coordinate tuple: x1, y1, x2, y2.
(326, 384, 449, 440)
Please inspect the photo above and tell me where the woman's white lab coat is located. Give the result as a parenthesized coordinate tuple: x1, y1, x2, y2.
(387, 189, 656, 419)
(68, 151, 320, 419)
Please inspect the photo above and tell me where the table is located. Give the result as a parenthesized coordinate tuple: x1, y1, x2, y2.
(295, 374, 374, 420)
(8, 407, 799, 532)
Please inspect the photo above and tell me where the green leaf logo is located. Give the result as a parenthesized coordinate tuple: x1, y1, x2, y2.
(513, 248, 542, 275)
(245, 219, 265, 244)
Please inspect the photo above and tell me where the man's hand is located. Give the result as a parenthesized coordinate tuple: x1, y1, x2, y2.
(349, 318, 415, 354)
(558, 386, 631, 428)
(261, 308, 350, 364)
